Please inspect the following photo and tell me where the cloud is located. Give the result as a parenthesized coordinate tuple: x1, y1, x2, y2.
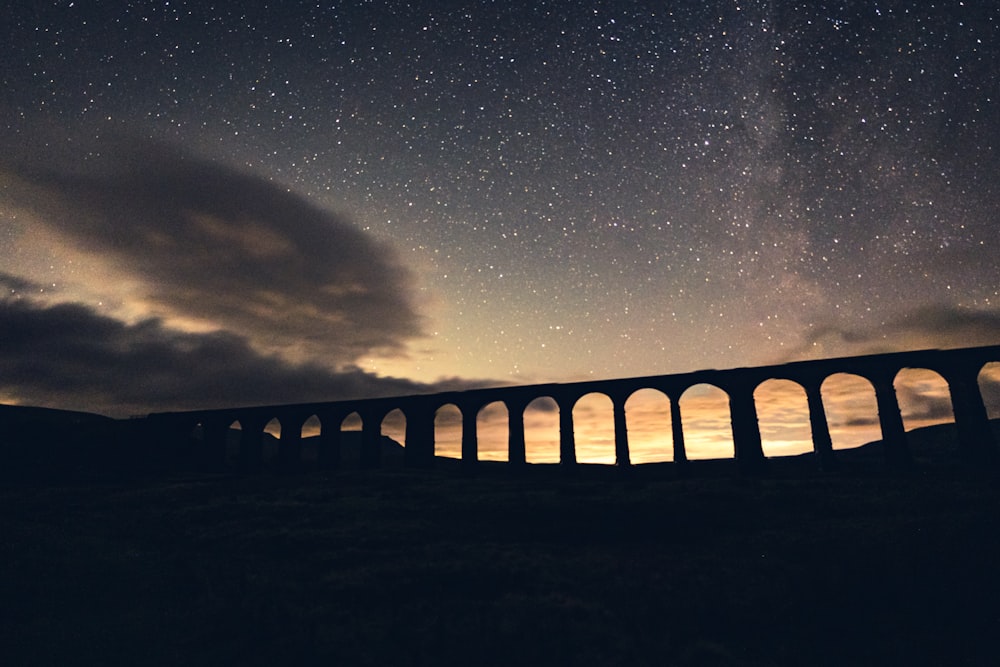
(0, 294, 472, 417)
(789, 305, 1000, 360)
(0, 272, 38, 294)
(3, 138, 423, 364)
(896, 384, 954, 421)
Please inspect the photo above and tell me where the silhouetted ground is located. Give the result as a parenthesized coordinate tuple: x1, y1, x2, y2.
(2, 424, 1000, 666)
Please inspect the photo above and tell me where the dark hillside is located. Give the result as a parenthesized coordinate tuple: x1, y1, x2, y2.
(1, 419, 999, 665)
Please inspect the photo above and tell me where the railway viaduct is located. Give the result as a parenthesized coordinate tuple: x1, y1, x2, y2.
(146, 345, 1000, 473)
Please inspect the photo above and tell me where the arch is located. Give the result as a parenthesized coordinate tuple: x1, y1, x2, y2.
(341, 411, 363, 431)
(820, 373, 882, 450)
(380, 408, 407, 467)
(572, 392, 615, 464)
(523, 396, 560, 463)
(477, 401, 509, 462)
(624, 388, 673, 463)
(753, 379, 812, 458)
(893, 368, 956, 432)
(434, 403, 463, 460)
(678, 383, 734, 460)
(978, 361, 1000, 420)
(300, 414, 322, 465)
(263, 416, 281, 438)
(338, 411, 364, 468)
(262, 417, 281, 465)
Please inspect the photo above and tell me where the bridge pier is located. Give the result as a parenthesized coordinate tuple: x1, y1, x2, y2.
(803, 380, 836, 470)
(461, 406, 478, 469)
(202, 419, 230, 472)
(507, 402, 527, 466)
(871, 375, 911, 469)
(239, 417, 266, 472)
(318, 423, 341, 470)
(359, 408, 382, 469)
(729, 386, 766, 474)
(404, 407, 435, 468)
(558, 398, 577, 466)
(278, 418, 303, 472)
(613, 397, 631, 467)
(669, 395, 688, 467)
(943, 365, 997, 463)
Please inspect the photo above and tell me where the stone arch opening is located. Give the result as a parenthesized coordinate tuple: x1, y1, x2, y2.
(893, 367, 956, 434)
(821, 373, 881, 450)
(753, 379, 812, 458)
(678, 383, 734, 460)
(624, 388, 673, 463)
(434, 403, 463, 460)
(524, 396, 560, 463)
(300, 414, 322, 465)
(978, 361, 1000, 420)
(341, 411, 363, 431)
(380, 408, 407, 467)
(262, 417, 281, 465)
(477, 401, 509, 462)
(573, 392, 615, 464)
(339, 411, 364, 468)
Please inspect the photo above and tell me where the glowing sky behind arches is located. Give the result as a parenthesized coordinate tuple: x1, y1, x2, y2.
(2, 1, 1000, 448)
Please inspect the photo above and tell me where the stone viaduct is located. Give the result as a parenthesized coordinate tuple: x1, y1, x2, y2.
(146, 345, 1000, 473)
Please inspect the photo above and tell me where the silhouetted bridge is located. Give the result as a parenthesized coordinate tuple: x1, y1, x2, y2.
(147, 345, 1000, 473)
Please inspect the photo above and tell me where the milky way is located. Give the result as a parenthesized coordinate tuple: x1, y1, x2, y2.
(2, 1, 999, 415)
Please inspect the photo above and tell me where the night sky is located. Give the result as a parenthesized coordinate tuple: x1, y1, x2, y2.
(2, 1, 999, 425)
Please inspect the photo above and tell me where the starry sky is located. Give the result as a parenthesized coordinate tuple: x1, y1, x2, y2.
(2, 1, 1000, 437)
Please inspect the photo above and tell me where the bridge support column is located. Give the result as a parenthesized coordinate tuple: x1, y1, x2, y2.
(461, 407, 478, 469)
(872, 377, 911, 469)
(670, 396, 687, 467)
(508, 404, 527, 466)
(804, 382, 836, 470)
(360, 410, 382, 469)
(239, 418, 265, 473)
(318, 424, 341, 470)
(945, 366, 997, 463)
(613, 398, 630, 467)
(729, 388, 765, 474)
(558, 399, 577, 466)
(202, 419, 229, 472)
(279, 420, 302, 472)
(405, 408, 436, 468)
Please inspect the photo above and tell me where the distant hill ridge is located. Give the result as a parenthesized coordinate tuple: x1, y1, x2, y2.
(0, 404, 112, 426)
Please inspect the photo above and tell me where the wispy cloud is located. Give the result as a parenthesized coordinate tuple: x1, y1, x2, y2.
(3, 139, 423, 364)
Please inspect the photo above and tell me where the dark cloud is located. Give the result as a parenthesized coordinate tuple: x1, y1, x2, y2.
(0, 295, 470, 417)
(4, 138, 423, 363)
(843, 416, 881, 428)
(894, 383, 956, 422)
(981, 376, 1000, 414)
(0, 272, 38, 294)
(790, 305, 1000, 359)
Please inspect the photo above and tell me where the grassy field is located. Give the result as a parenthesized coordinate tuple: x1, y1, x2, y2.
(2, 429, 1000, 666)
